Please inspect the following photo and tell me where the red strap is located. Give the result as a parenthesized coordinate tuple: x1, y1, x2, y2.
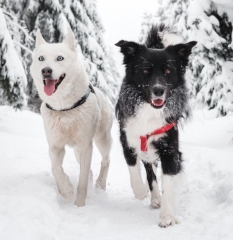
(140, 122, 176, 152)
(140, 136, 148, 152)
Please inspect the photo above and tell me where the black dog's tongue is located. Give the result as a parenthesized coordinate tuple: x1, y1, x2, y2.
(152, 99, 164, 107)
(44, 79, 56, 96)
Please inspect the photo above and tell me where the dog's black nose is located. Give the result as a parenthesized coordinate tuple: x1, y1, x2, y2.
(153, 86, 165, 97)
(42, 67, 52, 77)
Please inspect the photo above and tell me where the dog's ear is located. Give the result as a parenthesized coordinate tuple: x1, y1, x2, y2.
(173, 41, 197, 65)
(35, 29, 46, 48)
(115, 40, 140, 55)
(115, 40, 140, 64)
(63, 27, 76, 51)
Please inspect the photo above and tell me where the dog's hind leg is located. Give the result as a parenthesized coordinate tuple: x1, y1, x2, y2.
(74, 143, 93, 207)
(94, 132, 112, 190)
(143, 161, 161, 208)
(49, 146, 73, 200)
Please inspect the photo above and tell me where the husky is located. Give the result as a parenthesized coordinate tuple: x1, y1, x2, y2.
(115, 24, 197, 227)
(30, 27, 113, 207)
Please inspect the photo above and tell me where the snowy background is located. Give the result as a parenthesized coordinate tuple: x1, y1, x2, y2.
(0, 107, 233, 239)
(1, 0, 233, 239)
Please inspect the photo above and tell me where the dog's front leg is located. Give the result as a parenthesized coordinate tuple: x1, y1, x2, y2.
(49, 146, 73, 200)
(74, 143, 93, 207)
(159, 173, 180, 227)
(156, 135, 182, 227)
(120, 129, 147, 200)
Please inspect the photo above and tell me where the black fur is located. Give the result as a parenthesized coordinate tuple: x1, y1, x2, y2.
(145, 24, 169, 49)
(152, 127, 182, 175)
(142, 162, 158, 191)
(119, 128, 137, 166)
(115, 24, 197, 193)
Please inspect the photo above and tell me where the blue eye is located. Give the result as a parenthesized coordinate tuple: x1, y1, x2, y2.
(38, 56, 44, 61)
(57, 56, 64, 61)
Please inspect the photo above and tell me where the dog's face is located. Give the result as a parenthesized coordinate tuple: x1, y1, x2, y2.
(30, 28, 78, 100)
(116, 40, 197, 109)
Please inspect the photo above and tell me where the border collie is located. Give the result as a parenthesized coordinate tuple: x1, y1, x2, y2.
(115, 24, 197, 227)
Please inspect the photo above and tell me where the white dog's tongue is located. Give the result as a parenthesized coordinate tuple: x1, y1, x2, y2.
(44, 79, 56, 96)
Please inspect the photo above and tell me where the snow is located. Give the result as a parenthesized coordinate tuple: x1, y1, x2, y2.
(0, 105, 233, 239)
(97, 0, 158, 77)
(209, 15, 219, 26)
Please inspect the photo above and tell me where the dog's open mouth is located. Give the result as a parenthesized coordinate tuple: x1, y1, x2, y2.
(151, 98, 165, 108)
(43, 74, 66, 96)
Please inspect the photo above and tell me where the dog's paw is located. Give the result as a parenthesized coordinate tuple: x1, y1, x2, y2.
(74, 197, 86, 207)
(58, 181, 73, 200)
(158, 215, 179, 228)
(95, 178, 106, 191)
(133, 184, 148, 200)
(151, 198, 161, 209)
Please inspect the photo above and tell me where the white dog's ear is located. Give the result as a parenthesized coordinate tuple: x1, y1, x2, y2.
(63, 27, 76, 51)
(35, 29, 46, 48)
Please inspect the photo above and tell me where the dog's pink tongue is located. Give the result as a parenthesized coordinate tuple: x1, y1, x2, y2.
(44, 79, 56, 96)
(152, 99, 164, 106)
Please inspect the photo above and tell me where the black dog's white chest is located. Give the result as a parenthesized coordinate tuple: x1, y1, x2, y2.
(124, 103, 166, 163)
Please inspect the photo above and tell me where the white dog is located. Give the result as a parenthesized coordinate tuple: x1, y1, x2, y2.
(30, 27, 113, 207)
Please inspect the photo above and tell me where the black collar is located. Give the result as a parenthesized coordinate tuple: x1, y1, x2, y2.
(46, 84, 95, 112)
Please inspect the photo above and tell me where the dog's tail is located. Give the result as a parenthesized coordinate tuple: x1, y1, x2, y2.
(145, 24, 182, 49)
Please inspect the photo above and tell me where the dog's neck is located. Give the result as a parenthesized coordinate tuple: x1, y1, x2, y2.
(41, 69, 90, 111)
(46, 84, 95, 111)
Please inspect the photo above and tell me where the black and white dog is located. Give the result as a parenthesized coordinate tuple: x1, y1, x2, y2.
(115, 25, 197, 227)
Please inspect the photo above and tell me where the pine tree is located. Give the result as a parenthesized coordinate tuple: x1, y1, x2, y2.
(140, 0, 233, 116)
(0, 0, 120, 111)
(0, 8, 26, 109)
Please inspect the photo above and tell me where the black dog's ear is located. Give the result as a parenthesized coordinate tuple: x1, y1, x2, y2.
(115, 40, 140, 64)
(173, 41, 197, 65)
(115, 40, 140, 55)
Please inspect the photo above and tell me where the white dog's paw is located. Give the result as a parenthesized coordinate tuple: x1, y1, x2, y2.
(158, 215, 179, 228)
(151, 198, 161, 209)
(74, 196, 86, 207)
(133, 184, 148, 200)
(95, 178, 106, 191)
(57, 181, 73, 200)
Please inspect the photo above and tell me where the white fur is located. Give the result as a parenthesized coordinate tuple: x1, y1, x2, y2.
(124, 103, 166, 163)
(30, 28, 113, 207)
(159, 173, 180, 227)
(124, 103, 164, 204)
(128, 160, 148, 200)
(150, 164, 161, 208)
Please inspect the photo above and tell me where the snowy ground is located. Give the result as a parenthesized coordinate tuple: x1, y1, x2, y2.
(0, 106, 233, 240)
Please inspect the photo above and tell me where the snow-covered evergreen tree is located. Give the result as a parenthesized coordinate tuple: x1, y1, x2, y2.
(0, 0, 120, 110)
(0, 8, 26, 109)
(140, 0, 233, 116)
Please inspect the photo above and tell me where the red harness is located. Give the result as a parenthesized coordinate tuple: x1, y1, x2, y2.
(140, 122, 176, 152)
